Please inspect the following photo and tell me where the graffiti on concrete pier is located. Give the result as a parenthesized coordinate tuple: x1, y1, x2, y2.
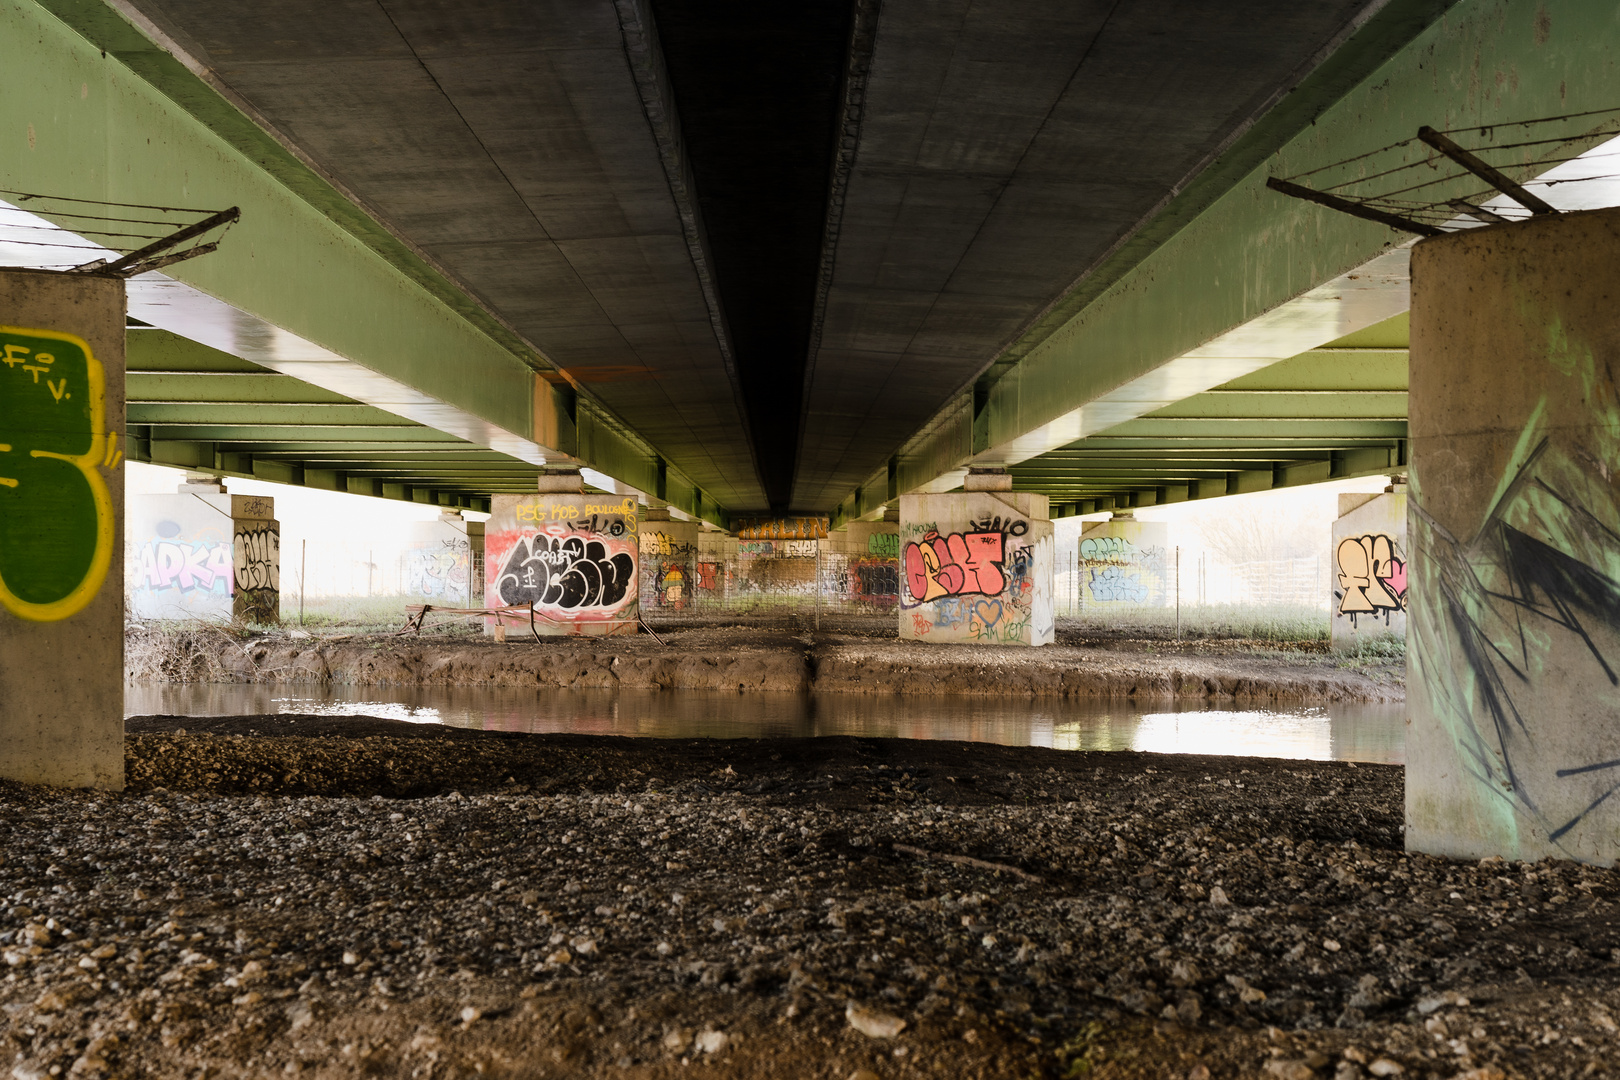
(1335, 533, 1406, 624)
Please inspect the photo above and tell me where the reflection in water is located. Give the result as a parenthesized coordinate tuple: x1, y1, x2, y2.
(126, 682, 1405, 764)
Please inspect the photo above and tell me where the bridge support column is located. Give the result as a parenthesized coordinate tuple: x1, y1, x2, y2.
(1078, 516, 1170, 611)
(639, 508, 698, 612)
(484, 474, 640, 636)
(1408, 207, 1620, 863)
(898, 473, 1052, 645)
(0, 269, 126, 789)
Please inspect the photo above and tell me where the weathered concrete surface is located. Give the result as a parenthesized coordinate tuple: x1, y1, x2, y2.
(484, 494, 640, 637)
(899, 491, 1053, 646)
(1408, 206, 1620, 864)
(0, 268, 125, 789)
(1078, 518, 1169, 609)
(163, 630, 1400, 703)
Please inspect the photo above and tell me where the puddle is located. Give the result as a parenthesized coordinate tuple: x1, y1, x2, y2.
(125, 683, 1405, 764)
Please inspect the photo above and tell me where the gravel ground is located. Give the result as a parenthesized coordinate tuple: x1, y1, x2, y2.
(2, 720, 1609, 1080)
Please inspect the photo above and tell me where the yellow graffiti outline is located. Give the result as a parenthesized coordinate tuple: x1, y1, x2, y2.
(0, 325, 113, 622)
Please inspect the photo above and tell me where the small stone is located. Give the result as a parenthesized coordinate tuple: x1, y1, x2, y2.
(694, 1028, 728, 1055)
(1367, 1059, 1404, 1077)
(1323, 939, 1341, 952)
(846, 1001, 906, 1039)
(34, 991, 66, 1013)
(1187, 1065, 1211, 1080)
(1208, 887, 1230, 907)
(572, 938, 598, 956)
(341, 951, 360, 966)
(232, 991, 264, 1007)
(460, 1006, 482, 1026)
(545, 949, 571, 965)
(1265, 1060, 1314, 1080)
(849, 1071, 882, 1080)
(662, 1027, 691, 1053)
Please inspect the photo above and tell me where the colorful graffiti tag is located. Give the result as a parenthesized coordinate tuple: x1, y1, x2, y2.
(131, 530, 233, 595)
(405, 539, 472, 600)
(867, 532, 900, 557)
(232, 521, 280, 623)
(1334, 533, 1406, 623)
(0, 326, 117, 622)
(497, 534, 635, 610)
(1078, 531, 1167, 606)
(903, 522, 1024, 603)
(899, 504, 1049, 644)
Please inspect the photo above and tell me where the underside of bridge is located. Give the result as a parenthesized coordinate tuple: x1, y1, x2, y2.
(5, 0, 1617, 523)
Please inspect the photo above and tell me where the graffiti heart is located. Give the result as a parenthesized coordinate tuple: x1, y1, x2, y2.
(0, 326, 115, 622)
(1335, 533, 1405, 621)
(903, 528, 1006, 603)
(497, 534, 635, 611)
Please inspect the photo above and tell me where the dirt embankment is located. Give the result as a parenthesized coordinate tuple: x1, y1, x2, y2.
(138, 626, 1402, 703)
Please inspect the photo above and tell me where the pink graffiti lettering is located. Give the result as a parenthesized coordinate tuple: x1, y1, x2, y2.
(903, 529, 1005, 603)
(138, 541, 234, 592)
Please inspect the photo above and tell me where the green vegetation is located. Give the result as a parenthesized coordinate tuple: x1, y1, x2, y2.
(1058, 603, 1331, 642)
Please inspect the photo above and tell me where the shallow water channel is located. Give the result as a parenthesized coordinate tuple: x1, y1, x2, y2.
(126, 682, 1405, 764)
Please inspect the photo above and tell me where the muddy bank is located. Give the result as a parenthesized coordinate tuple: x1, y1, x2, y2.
(144, 626, 1403, 703)
(0, 720, 1609, 1079)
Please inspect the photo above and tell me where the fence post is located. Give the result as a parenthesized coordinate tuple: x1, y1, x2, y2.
(299, 539, 307, 626)
(1175, 546, 1181, 639)
(814, 543, 821, 631)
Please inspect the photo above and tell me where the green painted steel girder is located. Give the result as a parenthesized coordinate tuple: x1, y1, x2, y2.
(891, 0, 1613, 505)
(1143, 392, 1407, 421)
(129, 404, 421, 426)
(126, 374, 356, 405)
(7, 1, 722, 521)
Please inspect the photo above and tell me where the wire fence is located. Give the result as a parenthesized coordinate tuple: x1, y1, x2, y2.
(259, 533, 1335, 639)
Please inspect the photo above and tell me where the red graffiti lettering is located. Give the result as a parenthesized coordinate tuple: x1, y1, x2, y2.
(903, 529, 1006, 603)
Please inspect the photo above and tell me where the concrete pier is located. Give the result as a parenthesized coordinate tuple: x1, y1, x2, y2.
(484, 475, 640, 636)
(1407, 207, 1620, 864)
(0, 269, 126, 789)
(639, 508, 698, 611)
(127, 489, 280, 623)
(898, 481, 1053, 645)
(1078, 516, 1169, 609)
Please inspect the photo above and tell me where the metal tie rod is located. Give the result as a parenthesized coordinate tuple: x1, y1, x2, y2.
(71, 206, 240, 276)
(1264, 177, 1443, 237)
(1417, 127, 1558, 216)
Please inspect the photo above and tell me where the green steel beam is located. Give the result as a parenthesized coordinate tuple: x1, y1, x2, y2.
(1143, 393, 1407, 420)
(891, 0, 1613, 504)
(8, 3, 721, 518)
(126, 374, 355, 405)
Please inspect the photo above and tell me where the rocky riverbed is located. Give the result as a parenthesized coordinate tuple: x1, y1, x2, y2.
(127, 623, 1403, 703)
(0, 719, 1610, 1079)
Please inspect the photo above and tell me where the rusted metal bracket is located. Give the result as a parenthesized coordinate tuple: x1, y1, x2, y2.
(1417, 127, 1558, 215)
(69, 206, 239, 276)
(1265, 177, 1443, 237)
(1444, 198, 1514, 224)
